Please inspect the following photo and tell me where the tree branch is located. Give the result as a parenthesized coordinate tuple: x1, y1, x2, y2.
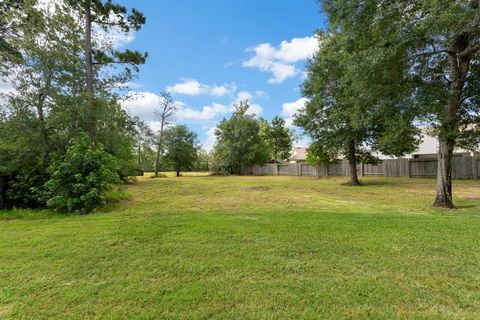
(459, 43, 480, 58)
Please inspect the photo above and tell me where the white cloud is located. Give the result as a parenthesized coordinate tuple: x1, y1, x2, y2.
(122, 85, 264, 139)
(281, 97, 308, 127)
(107, 30, 136, 49)
(233, 91, 263, 116)
(282, 97, 308, 117)
(268, 63, 298, 84)
(176, 103, 231, 121)
(237, 91, 253, 101)
(167, 79, 205, 96)
(243, 36, 318, 84)
(275, 37, 319, 63)
(122, 90, 234, 124)
(166, 79, 236, 97)
(203, 127, 217, 152)
(122, 91, 161, 121)
(246, 103, 263, 116)
(236, 90, 266, 102)
(211, 84, 236, 97)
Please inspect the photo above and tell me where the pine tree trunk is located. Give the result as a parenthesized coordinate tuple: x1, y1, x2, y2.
(84, 0, 96, 145)
(434, 136, 454, 208)
(176, 169, 180, 177)
(348, 139, 360, 186)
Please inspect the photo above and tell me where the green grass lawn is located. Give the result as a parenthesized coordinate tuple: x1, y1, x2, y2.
(1, 176, 480, 319)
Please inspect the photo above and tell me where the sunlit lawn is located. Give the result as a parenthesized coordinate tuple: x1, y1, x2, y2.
(1, 175, 480, 319)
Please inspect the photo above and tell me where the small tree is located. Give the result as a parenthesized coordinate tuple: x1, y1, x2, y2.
(154, 92, 177, 177)
(163, 125, 200, 177)
(133, 116, 155, 172)
(214, 101, 270, 174)
(265, 116, 294, 162)
(45, 137, 120, 213)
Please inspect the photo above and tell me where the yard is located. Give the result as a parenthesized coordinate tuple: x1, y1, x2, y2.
(1, 176, 480, 319)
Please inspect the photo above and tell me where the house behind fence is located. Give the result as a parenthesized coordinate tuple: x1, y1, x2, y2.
(241, 156, 480, 179)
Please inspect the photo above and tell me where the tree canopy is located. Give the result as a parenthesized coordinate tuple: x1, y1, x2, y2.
(303, 0, 480, 205)
(295, 13, 418, 185)
(213, 101, 270, 174)
(164, 125, 201, 177)
(0, 0, 148, 212)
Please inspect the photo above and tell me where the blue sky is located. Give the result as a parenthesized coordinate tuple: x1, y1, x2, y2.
(117, 0, 327, 150)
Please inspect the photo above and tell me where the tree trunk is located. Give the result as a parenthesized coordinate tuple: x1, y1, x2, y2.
(137, 142, 142, 171)
(434, 136, 455, 208)
(154, 120, 165, 177)
(176, 169, 180, 177)
(433, 42, 472, 208)
(348, 139, 360, 186)
(36, 103, 49, 162)
(84, 0, 96, 145)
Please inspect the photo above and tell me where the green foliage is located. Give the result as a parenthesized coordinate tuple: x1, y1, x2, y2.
(5, 165, 49, 208)
(67, 0, 147, 74)
(319, 0, 480, 202)
(0, 0, 29, 68)
(295, 4, 420, 169)
(0, 1, 149, 212)
(45, 137, 120, 214)
(196, 149, 210, 172)
(213, 101, 270, 174)
(306, 141, 338, 166)
(260, 116, 294, 162)
(163, 125, 200, 176)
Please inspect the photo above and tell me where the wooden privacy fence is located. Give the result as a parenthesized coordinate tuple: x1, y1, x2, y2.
(241, 156, 480, 179)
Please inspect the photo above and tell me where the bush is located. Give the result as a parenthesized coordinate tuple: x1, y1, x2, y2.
(45, 138, 120, 214)
(5, 165, 49, 208)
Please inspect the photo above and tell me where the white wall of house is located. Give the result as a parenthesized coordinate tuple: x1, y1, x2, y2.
(378, 133, 475, 159)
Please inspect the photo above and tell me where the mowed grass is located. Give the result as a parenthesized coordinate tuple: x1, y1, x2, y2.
(1, 176, 480, 319)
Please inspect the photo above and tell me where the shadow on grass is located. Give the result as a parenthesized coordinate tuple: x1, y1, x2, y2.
(338, 180, 394, 187)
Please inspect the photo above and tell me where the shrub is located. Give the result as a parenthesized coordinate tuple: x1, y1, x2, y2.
(45, 138, 120, 214)
(5, 165, 49, 208)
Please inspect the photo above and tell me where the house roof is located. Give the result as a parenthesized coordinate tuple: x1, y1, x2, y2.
(287, 147, 307, 161)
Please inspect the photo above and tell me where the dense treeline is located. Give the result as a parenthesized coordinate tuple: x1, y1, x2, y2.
(0, 0, 147, 212)
(296, 0, 480, 207)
